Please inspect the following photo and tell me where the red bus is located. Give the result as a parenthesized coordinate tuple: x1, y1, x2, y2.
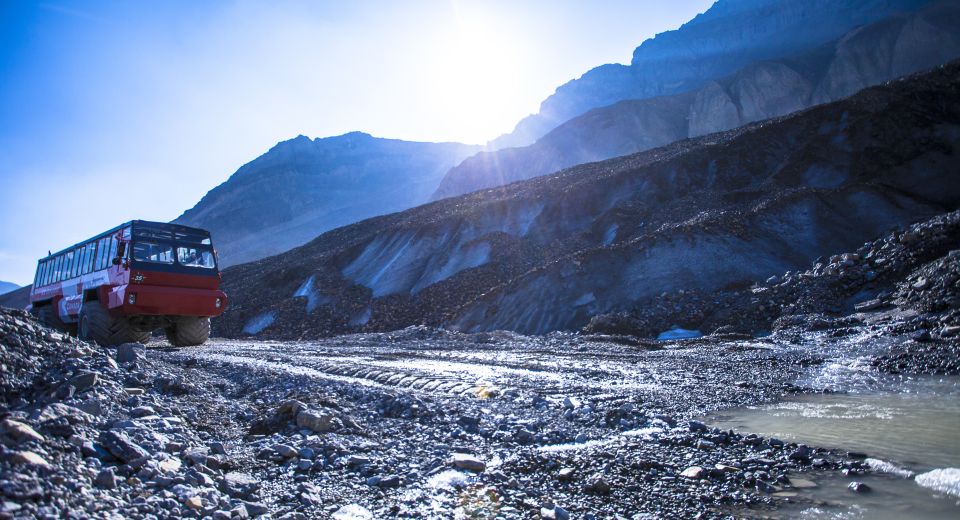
(29, 221, 228, 346)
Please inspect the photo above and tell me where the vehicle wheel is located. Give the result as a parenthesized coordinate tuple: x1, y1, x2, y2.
(165, 317, 210, 347)
(79, 301, 151, 346)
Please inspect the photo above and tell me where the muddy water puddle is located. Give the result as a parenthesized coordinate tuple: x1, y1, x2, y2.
(710, 371, 960, 518)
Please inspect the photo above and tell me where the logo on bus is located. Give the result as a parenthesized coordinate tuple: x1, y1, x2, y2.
(134, 273, 145, 283)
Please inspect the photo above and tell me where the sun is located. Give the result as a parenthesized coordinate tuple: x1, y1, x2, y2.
(427, 12, 527, 143)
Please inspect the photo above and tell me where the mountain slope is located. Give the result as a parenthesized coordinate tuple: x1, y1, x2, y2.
(491, 0, 934, 150)
(0, 281, 18, 296)
(432, 1, 960, 200)
(214, 62, 960, 339)
(0, 285, 30, 310)
(175, 133, 479, 267)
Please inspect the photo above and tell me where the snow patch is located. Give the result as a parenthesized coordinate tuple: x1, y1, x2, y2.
(573, 292, 596, 307)
(914, 467, 960, 497)
(293, 275, 330, 312)
(331, 504, 374, 520)
(242, 311, 276, 335)
(602, 224, 618, 245)
(426, 469, 470, 490)
(656, 327, 702, 340)
(411, 241, 491, 294)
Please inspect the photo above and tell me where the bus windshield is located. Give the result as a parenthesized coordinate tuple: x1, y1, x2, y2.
(177, 246, 216, 269)
(133, 242, 174, 264)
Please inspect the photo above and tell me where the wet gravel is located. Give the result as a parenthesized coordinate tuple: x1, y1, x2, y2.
(1, 307, 914, 519)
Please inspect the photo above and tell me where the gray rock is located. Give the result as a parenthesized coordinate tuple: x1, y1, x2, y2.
(116, 343, 145, 363)
(451, 453, 486, 472)
(95, 468, 117, 490)
(848, 481, 871, 493)
(296, 410, 334, 433)
(67, 372, 98, 392)
(99, 430, 148, 463)
(273, 444, 298, 458)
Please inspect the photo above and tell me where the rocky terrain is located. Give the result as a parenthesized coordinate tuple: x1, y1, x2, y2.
(431, 0, 960, 200)
(175, 133, 479, 267)
(5, 287, 956, 518)
(489, 0, 935, 150)
(214, 61, 960, 340)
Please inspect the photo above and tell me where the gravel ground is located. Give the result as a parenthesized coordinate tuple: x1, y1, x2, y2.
(2, 307, 918, 519)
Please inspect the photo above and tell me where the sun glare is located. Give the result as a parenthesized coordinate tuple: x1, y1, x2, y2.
(428, 12, 527, 143)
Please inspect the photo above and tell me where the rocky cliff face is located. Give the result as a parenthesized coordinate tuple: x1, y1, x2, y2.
(491, 0, 933, 150)
(214, 62, 960, 339)
(432, 1, 960, 200)
(174, 133, 479, 267)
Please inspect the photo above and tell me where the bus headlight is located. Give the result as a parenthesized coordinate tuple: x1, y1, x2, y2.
(128, 293, 137, 305)
(215, 297, 222, 309)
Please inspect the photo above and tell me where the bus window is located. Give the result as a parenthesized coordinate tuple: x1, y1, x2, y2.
(70, 248, 81, 278)
(39, 261, 48, 286)
(80, 245, 90, 275)
(97, 238, 109, 270)
(109, 237, 119, 264)
(177, 246, 216, 268)
(53, 255, 62, 283)
(86, 242, 97, 273)
(133, 242, 174, 264)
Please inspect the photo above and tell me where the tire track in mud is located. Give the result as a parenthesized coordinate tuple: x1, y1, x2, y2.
(181, 339, 690, 401)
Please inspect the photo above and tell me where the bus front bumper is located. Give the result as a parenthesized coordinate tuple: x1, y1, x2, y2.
(108, 284, 228, 317)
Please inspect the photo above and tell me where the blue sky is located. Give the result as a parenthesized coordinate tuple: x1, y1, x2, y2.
(0, 0, 713, 285)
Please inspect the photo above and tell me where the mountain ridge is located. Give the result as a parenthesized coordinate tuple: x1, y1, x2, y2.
(213, 61, 960, 339)
(432, 0, 960, 200)
(174, 132, 480, 267)
(489, 0, 934, 150)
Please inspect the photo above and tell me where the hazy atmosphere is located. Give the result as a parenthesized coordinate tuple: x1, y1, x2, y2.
(0, 0, 711, 285)
(2, 1, 959, 518)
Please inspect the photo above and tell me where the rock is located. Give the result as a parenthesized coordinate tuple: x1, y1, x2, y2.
(9, 450, 50, 467)
(242, 501, 269, 516)
(116, 343, 145, 363)
(273, 444, 298, 458)
(332, 504, 373, 520)
(99, 430, 149, 463)
(583, 475, 611, 494)
(562, 397, 581, 409)
(557, 468, 575, 481)
(680, 466, 705, 479)
(714, 464, 739, 473)
(789, 445, 812, 463)
(688, 420, 708, 432)
(95, 469, 117, 490)
(540, 505, 570, 520)
(451, 453, 486, 472)
(296, 409, 334, 433)
(848, 481, 871, 493)
(346, 455, 371, 467)
(854, 299, 884, 311)
(0, 419, 44, 445)
(67, 371, 98, 392)
(185, 496, 204, 510)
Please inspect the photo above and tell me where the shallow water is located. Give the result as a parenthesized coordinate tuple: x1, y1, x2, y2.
(709, 367, 960, 518)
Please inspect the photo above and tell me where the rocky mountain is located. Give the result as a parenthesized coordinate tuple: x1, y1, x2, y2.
(0, 281, 18, 295)
(213, 61, 960, 339)
(0, 285, 30, 310)
(491, 0, 935, 151)
(174, 133, 479, 267)
(432, 0, 960, 200)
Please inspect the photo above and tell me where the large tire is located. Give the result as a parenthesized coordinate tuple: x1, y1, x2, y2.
(165, 317, 210, 347)
(78, 301, 151, 346)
